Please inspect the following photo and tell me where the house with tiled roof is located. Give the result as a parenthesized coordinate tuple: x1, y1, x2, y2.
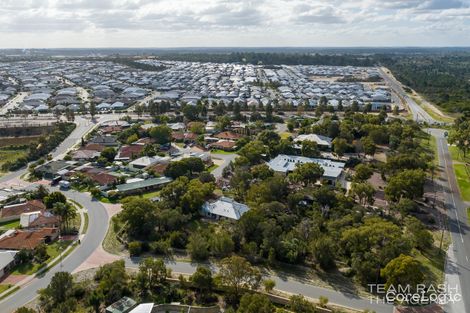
(208, 140, 237, 151)
(0, 228, 59, 251)
(115, 145, 144, 161)
(214, 131, 242, 141)
(0, 200, 46, 222)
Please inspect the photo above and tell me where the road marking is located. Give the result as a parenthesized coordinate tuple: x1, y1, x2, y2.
(466, 255, 468, 262)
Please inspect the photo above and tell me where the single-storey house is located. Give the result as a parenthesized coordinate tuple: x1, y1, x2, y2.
(201, 197, 250, 221)
(294, 134, 333, 149)
(106, 297, 137, 313)
(115, 177, 173, 195)
(0, 228, 59, 250)
(0, 200, 46, 222)
(0, 250, 18, 277)
(267, 154, 346, 185)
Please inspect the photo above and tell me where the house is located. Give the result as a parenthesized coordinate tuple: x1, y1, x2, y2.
(215, 131, 242, 141)
(294, 134, 333, 149)
(89, 135, 119, 147)
(267, 154, 346, 185)
(209, 140, 237, 151)
(0, 228, 59, 250)
(128, 303, 153, 313)
(106, 297, 137, 313)
(72, 149, 101, 161)
(0, 250, 18, 277)
(35, 160, 75, 179)
(20, 211, 42, 228)
(129, 156, 169, 171)
(0, 200, 46, 222)
(25, 212, 60, 229)
(201, 197, 250, 220)
(115, 145, 145, 161)
(115, 177, 173, 195)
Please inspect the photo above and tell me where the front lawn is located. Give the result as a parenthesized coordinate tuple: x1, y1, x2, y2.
(0, 219, 20, 230)
(207, 164, 219, 172)
(453, 164, 470, 201)
(211, 149, 237, 155)
(11, 240, 72, 275)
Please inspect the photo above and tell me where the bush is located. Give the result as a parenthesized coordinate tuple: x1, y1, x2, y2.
(150, 239, 170, 255)
(128, 241, 142, 256)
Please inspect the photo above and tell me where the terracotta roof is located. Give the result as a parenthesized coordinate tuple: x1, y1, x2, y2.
(116, 145, 144, 160)
(148, 163, 169, 175)
(101, 126, 123, 134)
(209, 140, 237, 150)
(135, 137, 156, 145)
(1, 200, 46, 219)
(80, 168, 118, 186)
(82, 143, 105, 152)
(0, 228, 59, 250)
(27, 214, 60, 229)
(172, 132, 185, 141)
(215, 131, 242, 140)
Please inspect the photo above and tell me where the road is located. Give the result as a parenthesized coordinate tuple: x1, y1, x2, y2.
(0, 189, 109, 313)
(429, 129, 469, 313)
(124, 257, 393, 313)
(0, 92, 29, 115)
(378, 68, 439, 124)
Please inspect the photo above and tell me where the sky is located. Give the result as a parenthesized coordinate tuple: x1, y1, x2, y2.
(0, 0, 469, 48)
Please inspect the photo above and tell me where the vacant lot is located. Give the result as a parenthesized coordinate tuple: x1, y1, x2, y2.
(0, 136, 40, 148)
(0, 147, 28, 176)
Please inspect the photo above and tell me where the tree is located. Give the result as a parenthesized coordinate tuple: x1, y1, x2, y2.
(263, 279, 276, 293)
(189, 121, 206, 134)
(39, 272, 74, 309)
(381, 254, 425, 291)
(237, 293, 274, 313)
(405, 217, 433, 250)
(238, 141, 268, 165)
(136, 257, 167, 294)
(301, 140, 320, 158)
(310, 236, 336, 270)
(34, 243, 49, 263)
(182, 104, 200, 121)
(190, 266, 213, 295)
(94, 260, 130, 304)
(52, 201, 77, 233)
(210, 231, 234, 257)
(100, 147, 116, 163)
(87, 290, 104, 313)
(216, 115, 231, 131)
(362, 136, 376, 156)
(118, 198, 158, 239)
(218, 256, 262, 299)
(149, 125, 172, 144)
(289, 295, 316, 313)
(187, 232, 210, 261)
(89, 102, 97, 119)
(385, 169, 426, 202)
(350, 182, 375, 206)
(332, 138, 348, 156)
(353, 164, 373, 182)
(289, 162, 324, 187)
(44, 191, 67, 209)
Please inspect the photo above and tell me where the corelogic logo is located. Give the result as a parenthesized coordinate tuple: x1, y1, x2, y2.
(368, 284, 462, 305)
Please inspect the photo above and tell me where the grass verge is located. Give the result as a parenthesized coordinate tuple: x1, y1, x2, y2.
(211, 149, 237, 155)
(411, 95, 454, 123)
(0, 286, 19, 301)
(11, 240, 73, 275)
(0, 284, 12, 294)
(453, 164, 470, 201)
(207, 164, 219, 172)
(103, 217, 125, 255)
(83, 212, 89, 234)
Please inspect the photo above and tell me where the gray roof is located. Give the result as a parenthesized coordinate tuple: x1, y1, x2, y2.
(0, 250, 17, 270)
(267, 154, 345, 179)
(116, 177, 172, 193)
(202, 196, 250, 220)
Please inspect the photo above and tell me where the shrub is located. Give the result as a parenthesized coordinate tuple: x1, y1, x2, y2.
(128, 241, 142, 256)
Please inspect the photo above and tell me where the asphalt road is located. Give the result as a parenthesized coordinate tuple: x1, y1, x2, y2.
(378, 68, 439, 124)
(429, 129, 470, 313)
(0, 189, 109, 313)
(124, 258, 393, 313)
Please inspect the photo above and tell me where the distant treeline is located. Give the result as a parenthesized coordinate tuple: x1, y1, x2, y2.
(376, 54, 470, 113)
(158, 52, 376, 66)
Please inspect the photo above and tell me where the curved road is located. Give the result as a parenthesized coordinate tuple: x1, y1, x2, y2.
(0, 189, 109, 313)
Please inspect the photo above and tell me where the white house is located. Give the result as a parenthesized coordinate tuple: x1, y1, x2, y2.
(201, 197, 250, 221)
(0, 250, 18, 277)
(20, 211, 42, 228)
(267, 154, 345, 185)
(129, 156, 169, 171)
(294, 134, 333, 149)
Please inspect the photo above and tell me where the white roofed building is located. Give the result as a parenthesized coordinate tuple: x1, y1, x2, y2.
(201, 197, 250, 221)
